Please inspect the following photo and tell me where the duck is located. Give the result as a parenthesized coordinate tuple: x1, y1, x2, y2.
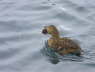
(42, 25, 83, 56)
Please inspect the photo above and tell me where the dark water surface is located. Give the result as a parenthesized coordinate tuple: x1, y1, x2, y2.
(0, 0, 95, 72)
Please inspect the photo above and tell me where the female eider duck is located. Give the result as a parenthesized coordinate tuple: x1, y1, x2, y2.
(42, 25, 83, 56)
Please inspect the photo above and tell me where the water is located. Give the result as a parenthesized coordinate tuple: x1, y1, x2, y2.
(0, 0, 95, 72)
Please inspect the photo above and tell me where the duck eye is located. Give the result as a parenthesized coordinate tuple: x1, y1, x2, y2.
(42, 29, 48, 34)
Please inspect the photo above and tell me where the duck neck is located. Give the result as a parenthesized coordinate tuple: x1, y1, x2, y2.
(51, 34, 60, 39)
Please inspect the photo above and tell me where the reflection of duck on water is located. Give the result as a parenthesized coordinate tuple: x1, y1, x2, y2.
(42, 25, 83, 57)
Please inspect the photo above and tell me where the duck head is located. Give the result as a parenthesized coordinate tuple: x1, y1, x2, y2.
(42, 25, 60, 38)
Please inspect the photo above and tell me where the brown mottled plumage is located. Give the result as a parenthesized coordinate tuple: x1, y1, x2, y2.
(42, 25, 82, 56)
